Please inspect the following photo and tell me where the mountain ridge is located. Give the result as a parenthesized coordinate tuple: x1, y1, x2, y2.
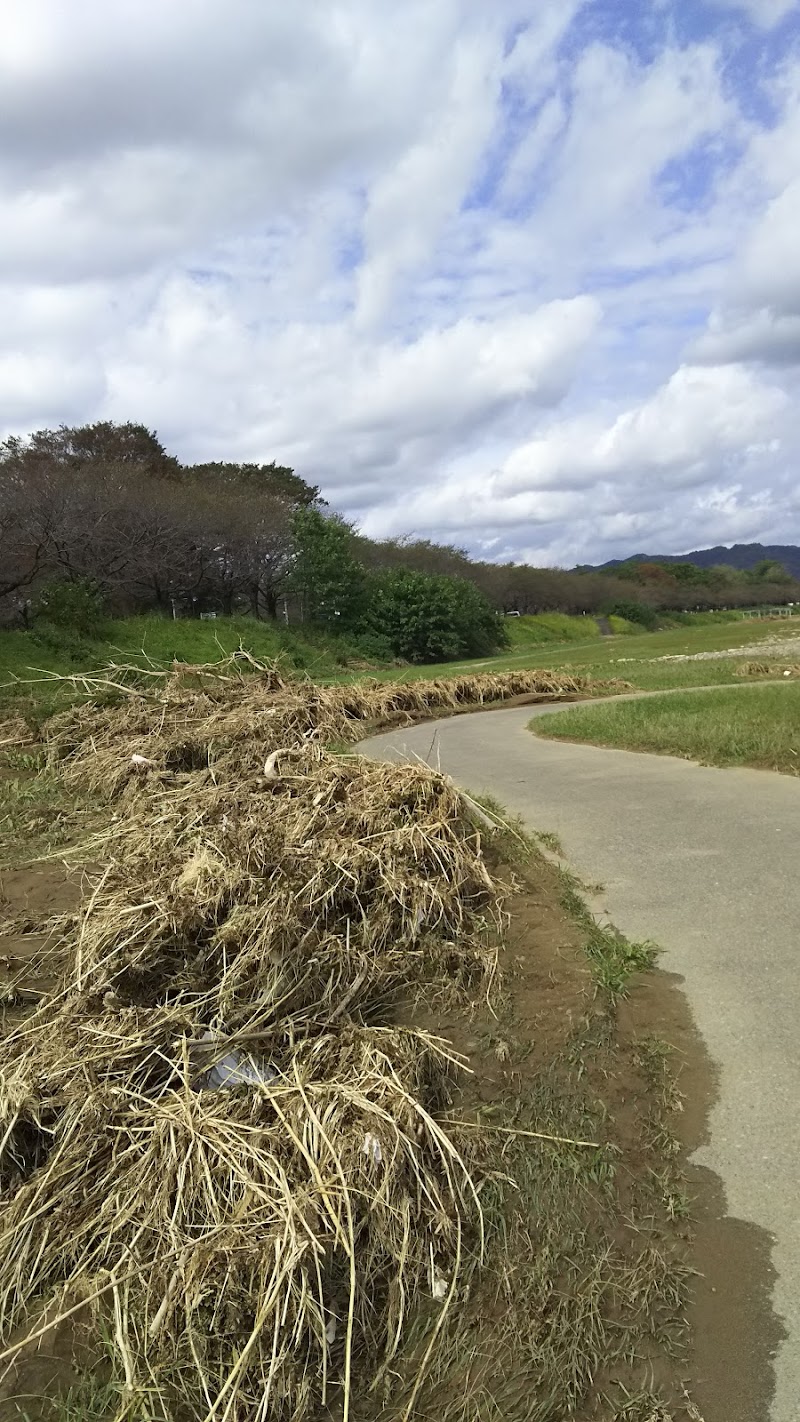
(588, 542, 800, 579)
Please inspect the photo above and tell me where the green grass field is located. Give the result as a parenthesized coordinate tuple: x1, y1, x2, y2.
(533, 683, 800, 775)
(1, 610, 799, 718)
(356, 614, 800, 689)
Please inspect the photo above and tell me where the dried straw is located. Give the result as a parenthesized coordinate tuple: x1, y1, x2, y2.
(37, 654, 628, 800)
(0, 655, 619, 1417)
(734, 660, 800, 678)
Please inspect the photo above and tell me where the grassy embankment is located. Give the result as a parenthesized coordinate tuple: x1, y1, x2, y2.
(1, 608, 798, 717)
(535, 682, 800, 775)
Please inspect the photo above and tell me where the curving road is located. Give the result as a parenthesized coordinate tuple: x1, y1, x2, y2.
(361, 694, 800, 1422)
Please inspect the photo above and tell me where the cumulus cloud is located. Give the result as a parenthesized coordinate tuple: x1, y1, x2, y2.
(693, 174, 800, 365)
(2, 0, 799, 563)
(360, 362, 795, 565)
(104, 281, 599, 485)
(497, 365, 789, 494)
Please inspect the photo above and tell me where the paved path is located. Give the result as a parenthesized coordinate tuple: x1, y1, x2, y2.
(361, 695, 800, 1422)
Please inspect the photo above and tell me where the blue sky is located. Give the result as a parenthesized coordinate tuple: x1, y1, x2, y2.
(1, 0, 799, 566)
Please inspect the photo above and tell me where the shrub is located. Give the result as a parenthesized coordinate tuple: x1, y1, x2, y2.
(603, 599, 659, 630)
(363, 569, 507, 663)
(344, 631, 395, 663)
(33, 578, 108, 639)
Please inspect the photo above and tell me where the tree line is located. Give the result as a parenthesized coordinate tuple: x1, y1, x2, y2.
(1, 422, 797, 661)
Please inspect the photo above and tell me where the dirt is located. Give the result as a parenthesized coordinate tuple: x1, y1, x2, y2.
(412, 851, 784, 1422)
(410, 858, 591, 1089)
(618, 976, 784, 1422)
(0, 860, 80, 1031)
(0, 861, 86, 1416)
(410, 854, 703, 1419)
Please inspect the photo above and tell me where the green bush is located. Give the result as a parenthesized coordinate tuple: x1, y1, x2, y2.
(603, 599, 659, 630)
(363, 569, 506, 662)
(343, 631, 395, 663)
(33, 578, 108, 638)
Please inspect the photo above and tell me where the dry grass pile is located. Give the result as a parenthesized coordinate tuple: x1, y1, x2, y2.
(733, 660, 800, 678)
(37, 653, 628, 799)
(0, 1020, 477, 1422)
(0, 660, 549, 1419)
(55, 749, 501, 1022)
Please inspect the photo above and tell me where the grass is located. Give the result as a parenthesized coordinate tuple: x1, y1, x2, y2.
(0, 616, 369, 714)
(0, 611, 616, 689)
(334, 614, 800, 691)
(16, 1376, 119, 1422)
(4, 609, 799, 717)
(505, 611, 606, 646)
(534, 682, 800, 774)
(558, 865, 659, 995)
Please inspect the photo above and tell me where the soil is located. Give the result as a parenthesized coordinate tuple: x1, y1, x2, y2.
(0, 861, 87, 1417)
(618, 977, 784, 1422)
(0, 860, 80, 1028)
(411, 851, 783, 1422)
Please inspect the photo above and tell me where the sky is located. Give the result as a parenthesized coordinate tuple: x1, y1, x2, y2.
(2, 0, 800, 568)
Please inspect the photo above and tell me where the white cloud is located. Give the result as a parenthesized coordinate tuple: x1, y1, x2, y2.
(360, 363, 795, 566)
(354, 30, 503, 327)
(693, 104, 800, 367)
(103, 280, 599, 486)
(2, 1, 800, 564)
(498, 365, 789, 493)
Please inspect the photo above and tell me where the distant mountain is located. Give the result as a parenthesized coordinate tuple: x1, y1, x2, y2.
(591, 543, 800, 579)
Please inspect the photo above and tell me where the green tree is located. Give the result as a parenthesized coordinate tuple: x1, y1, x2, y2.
(364, 569, 506, 662)
(664, 561, 713, 586)
(750, 558, 791, 584)
(602, 598, 659, 630)
(33, 577, 108, 637)
(289, 508, 367, 630)
(707, 564, 749, 586)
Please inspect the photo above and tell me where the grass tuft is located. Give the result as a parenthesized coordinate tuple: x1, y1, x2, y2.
(534, 682, 800, 775)
(558, 869, 658, 995)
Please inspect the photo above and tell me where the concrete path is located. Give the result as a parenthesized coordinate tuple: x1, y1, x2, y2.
(361, 696, 800, 1422)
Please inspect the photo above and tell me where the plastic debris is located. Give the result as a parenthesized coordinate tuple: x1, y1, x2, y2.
(325, 1317, 337, 1345)
(190, 1031, 276, 1091)
(130, 753, 154, 768)
(431, 1274, 449, 1301)
(362, 1132, 383, 1166)
(198, 1052, 277, 1090)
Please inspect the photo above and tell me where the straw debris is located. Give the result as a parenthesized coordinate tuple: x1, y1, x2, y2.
(0, 656, 624, 1419)
(734, 660, 800, 678)
(37, 655, 628, 799)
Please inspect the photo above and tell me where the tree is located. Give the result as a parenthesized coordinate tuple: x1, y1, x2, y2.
(707, 564, 749, 587)
(289, 509, 368, 630)
(364, 569, 506, 662)
(663, 562, 713, 587)
(750, 558, 791, 584)
(634, 562, 679, 591)
(11, 421, 179, 477)
(184, 462, 322, 508)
